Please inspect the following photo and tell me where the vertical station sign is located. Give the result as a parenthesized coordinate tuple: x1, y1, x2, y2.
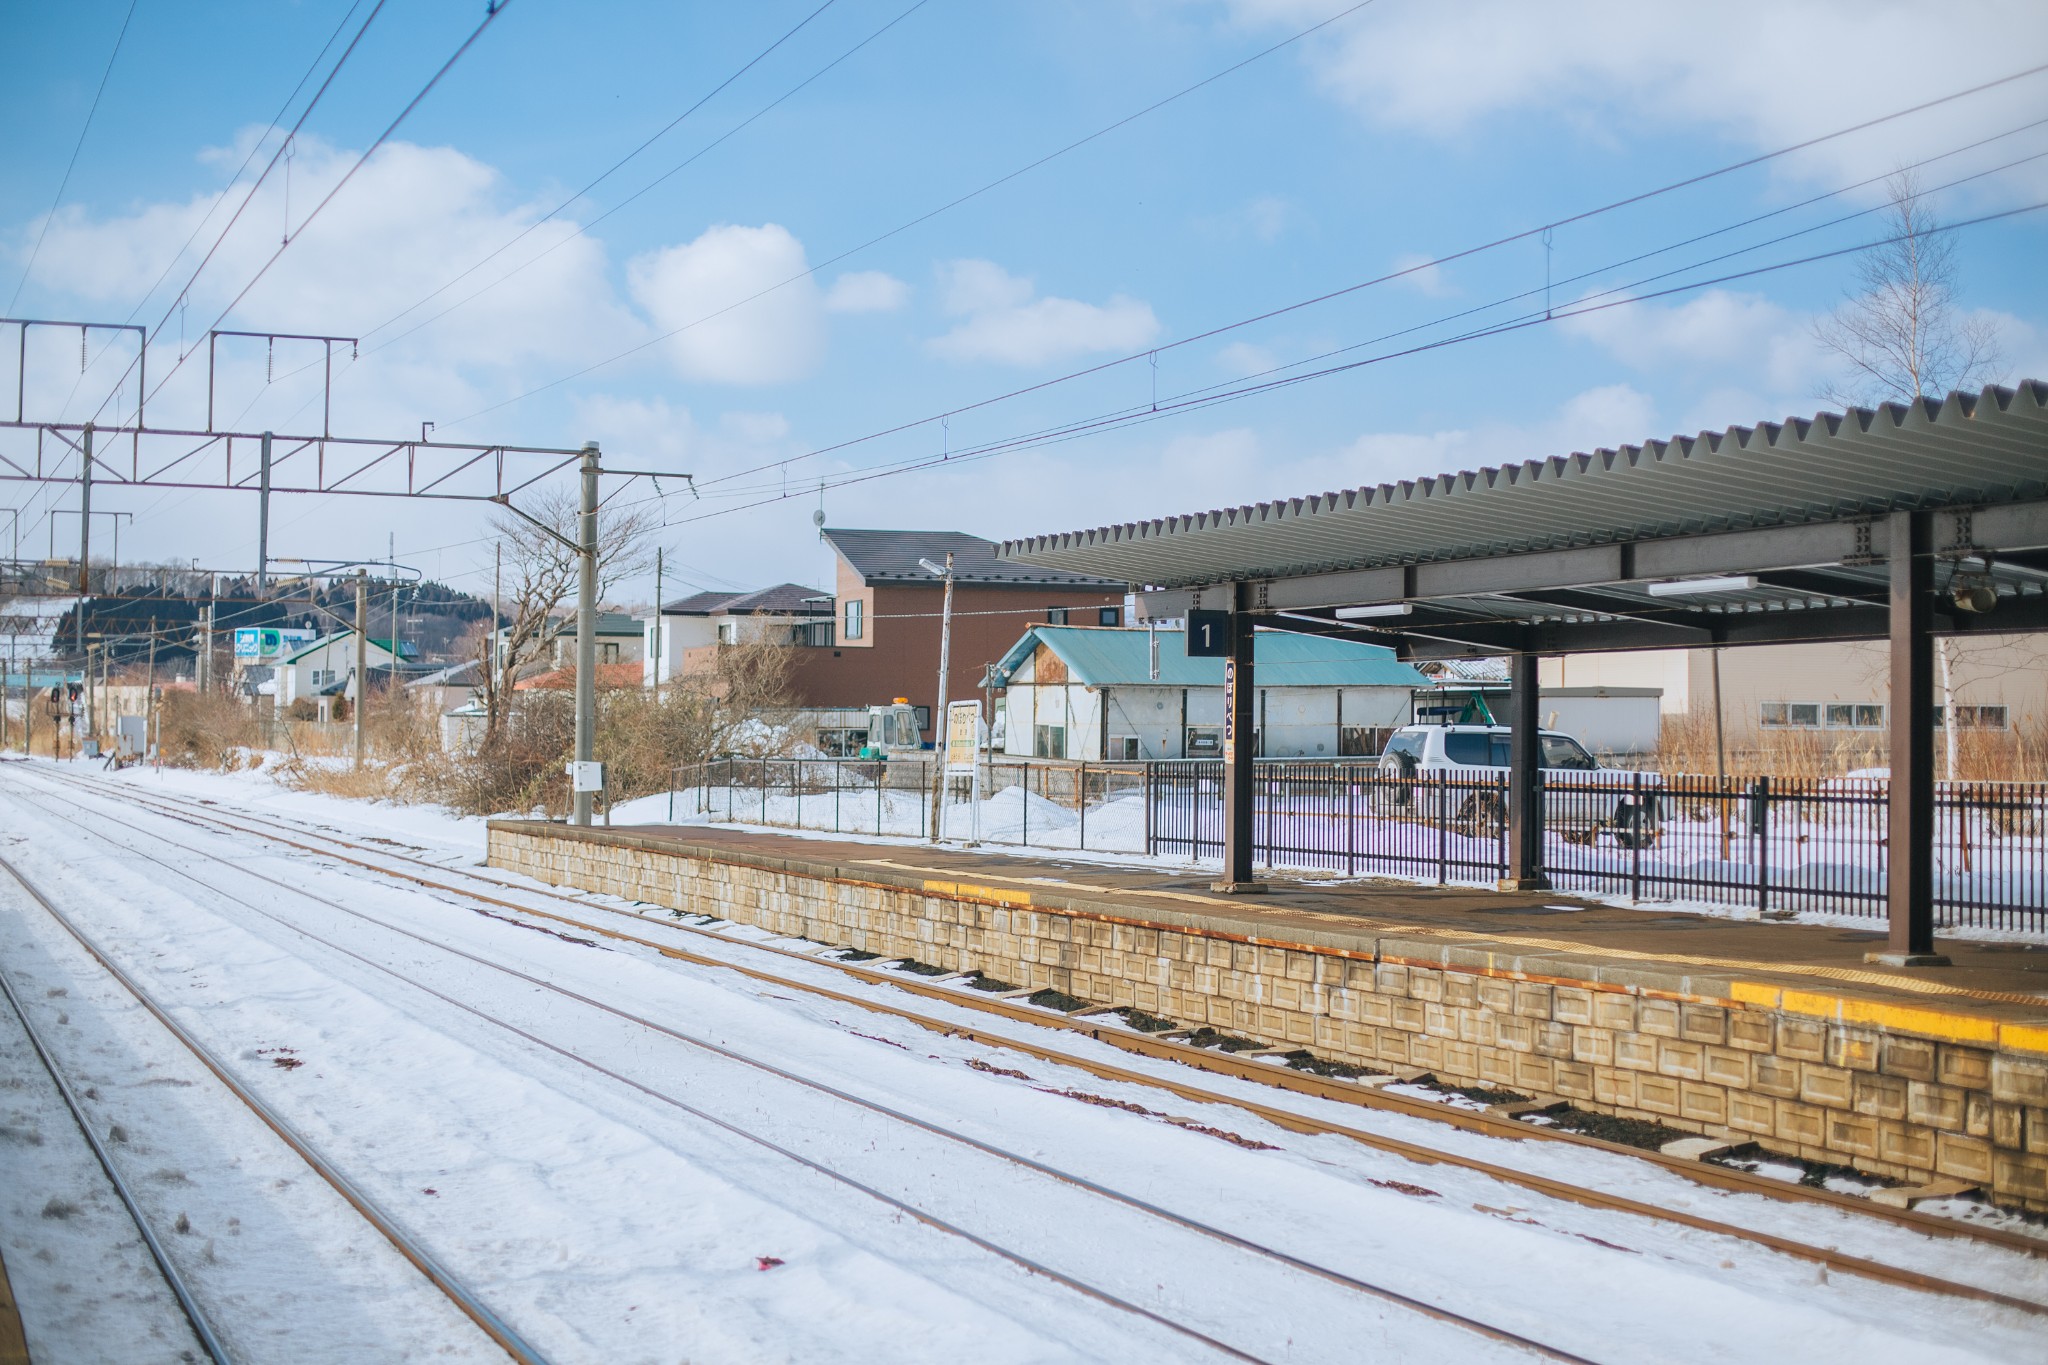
(944, 700, 984, 843)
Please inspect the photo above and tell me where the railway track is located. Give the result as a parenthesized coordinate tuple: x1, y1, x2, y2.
(0, 908, 228, 1364)
(8, 770, 1593, 1363)
(15, 767, 2048, 1346)
(52, 768, 2048, 1265)
(0, 846, 554, 1365)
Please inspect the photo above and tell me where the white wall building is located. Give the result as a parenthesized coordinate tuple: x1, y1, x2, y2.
(993, 626, 1426, 761)
(273, 631, 410, 707)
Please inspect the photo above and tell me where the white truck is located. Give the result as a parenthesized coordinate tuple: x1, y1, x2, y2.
(1373, 723, 1663, 848)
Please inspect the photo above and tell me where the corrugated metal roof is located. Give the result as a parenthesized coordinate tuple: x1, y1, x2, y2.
(995, 626, 1426, 688)
(998, 382, 2048, 589)
(825, 528, 1124, 587)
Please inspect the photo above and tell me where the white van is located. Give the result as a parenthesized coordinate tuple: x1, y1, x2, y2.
(1374, 724, 1662, 848)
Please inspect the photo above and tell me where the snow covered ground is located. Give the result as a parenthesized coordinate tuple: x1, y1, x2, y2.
(2, 756, 2046, 1362)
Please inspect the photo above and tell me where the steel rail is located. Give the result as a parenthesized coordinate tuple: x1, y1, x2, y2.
(0, 850, 553, 1365)
(28, 771, 2048, 1325)
(10, 777, 1583, 1363)
(66, 768, 2048, 1262)
(0, 928, 229, 1363)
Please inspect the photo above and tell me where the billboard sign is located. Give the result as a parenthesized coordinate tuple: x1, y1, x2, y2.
(233, 627, 314, 661)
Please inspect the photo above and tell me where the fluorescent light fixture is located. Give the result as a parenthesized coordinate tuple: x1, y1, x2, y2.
(1333, 602, 1413, 620)
(1645, 575, 1759, 597)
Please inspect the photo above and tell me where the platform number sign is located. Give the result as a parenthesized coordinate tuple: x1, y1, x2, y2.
(1186, 610, 1231, 657)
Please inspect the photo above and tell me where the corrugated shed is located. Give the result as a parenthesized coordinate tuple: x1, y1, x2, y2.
(997, 626, 1425, 688)
(997, 382, 2048, 588)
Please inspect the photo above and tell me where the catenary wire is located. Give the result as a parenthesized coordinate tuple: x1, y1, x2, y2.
(659, 201, 2048, 529)
(433, 0, 1390, 432)
(681, 61, 2048, 500)
(6, 0, 142, 314)
(120, 1, 513, 418)
(357, 0, 850, 345)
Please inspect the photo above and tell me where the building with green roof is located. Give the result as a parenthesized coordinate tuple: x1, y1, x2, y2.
(992, 625, 1425, 761)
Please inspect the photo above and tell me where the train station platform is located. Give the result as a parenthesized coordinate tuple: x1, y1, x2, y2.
(487, 819, 2048, 1211)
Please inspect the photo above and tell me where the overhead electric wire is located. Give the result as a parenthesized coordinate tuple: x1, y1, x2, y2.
(251, 0, 935, 417)
(110, 0, 513, 425)
(658, 200, 2048, 529)
(680, 58, 2048, 501)
(356, 0, 850, 346)
(76, 0, 394, 428)
(434, 0, 1390, 432)
(686, 138, 2048, 507)
(6, 0, 141, 314)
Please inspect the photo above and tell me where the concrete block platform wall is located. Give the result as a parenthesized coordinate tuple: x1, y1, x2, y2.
(487, 821, 2048, 1212)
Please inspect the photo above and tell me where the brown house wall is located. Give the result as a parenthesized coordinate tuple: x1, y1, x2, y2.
(785, 581, 1121, 739)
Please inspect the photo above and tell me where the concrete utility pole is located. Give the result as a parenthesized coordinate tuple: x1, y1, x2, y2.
(924, 551, 955, 842)
(354, 569, 368, 770)
(572, 442, 599, 826)
(257, 431, 272, 589)
(651, 546, 663, 706)
(76, 423, 93, 662)
(197, 602, 211, 694)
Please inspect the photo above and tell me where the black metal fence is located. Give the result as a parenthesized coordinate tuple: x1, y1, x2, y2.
(673, 758, 2048, 930)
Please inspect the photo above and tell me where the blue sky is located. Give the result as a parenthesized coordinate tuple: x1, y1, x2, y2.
(4, 0, 2046, 604)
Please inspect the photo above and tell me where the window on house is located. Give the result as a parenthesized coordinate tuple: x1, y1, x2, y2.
(1823, 703, 1885, 729)
(1761, 702, 1823, 728)
(844, 599, 864, 640)
(1936, 704, 2009, 729)
(1108, 736, 1140, 760)
(1033, 724, 1067, 758)
(1046, 607, 1070, 625)
(1098, 606, 1122, 627)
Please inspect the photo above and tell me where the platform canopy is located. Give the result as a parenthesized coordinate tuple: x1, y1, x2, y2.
(1000, 382, 2048, 658)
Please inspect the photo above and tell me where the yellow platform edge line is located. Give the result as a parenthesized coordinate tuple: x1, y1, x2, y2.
(1730, 979, 2044, 1051)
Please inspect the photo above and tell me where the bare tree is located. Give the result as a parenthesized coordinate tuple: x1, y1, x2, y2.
(1813, 169, 2002, 409)
(483, 487, 656, 737)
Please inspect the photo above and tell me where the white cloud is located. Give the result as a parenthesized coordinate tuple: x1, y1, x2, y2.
(1391, 251, 1450, 297)
(928, 259, 1161, 367)
(1216, 340, 1280, 377)
(18, 133, 641, 376)
(1213, 1, 2048, 193)
(627, 223, 824, 386)
(1246, 195, 1291, 243)
(1557, 287, 1838, 398)
(824, 269, 909, 314)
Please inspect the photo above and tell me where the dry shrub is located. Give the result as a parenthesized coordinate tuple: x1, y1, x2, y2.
(1658, 709, 2044, 781)
(158, 690, 262, 769)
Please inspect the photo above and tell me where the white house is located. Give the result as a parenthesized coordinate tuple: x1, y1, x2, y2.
(273, 631, 415, 708)
(642, 584, 833, 687)
(992, 625, 1427, 761)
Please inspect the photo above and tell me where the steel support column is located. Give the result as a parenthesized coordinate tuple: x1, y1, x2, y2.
(1875, 510, 1947, 965)
(1214, 584, 1263, 892)
(1503, 650, 1550, 891)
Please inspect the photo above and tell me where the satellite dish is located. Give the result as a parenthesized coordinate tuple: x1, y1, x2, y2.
(812, 508, 826, 529)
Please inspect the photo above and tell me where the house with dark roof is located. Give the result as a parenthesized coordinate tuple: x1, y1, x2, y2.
(992, 625, 1426, 760)
(643, 582, 831, 686)
(273, 631, 421, 709)
(785, 529, 1126, 742)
